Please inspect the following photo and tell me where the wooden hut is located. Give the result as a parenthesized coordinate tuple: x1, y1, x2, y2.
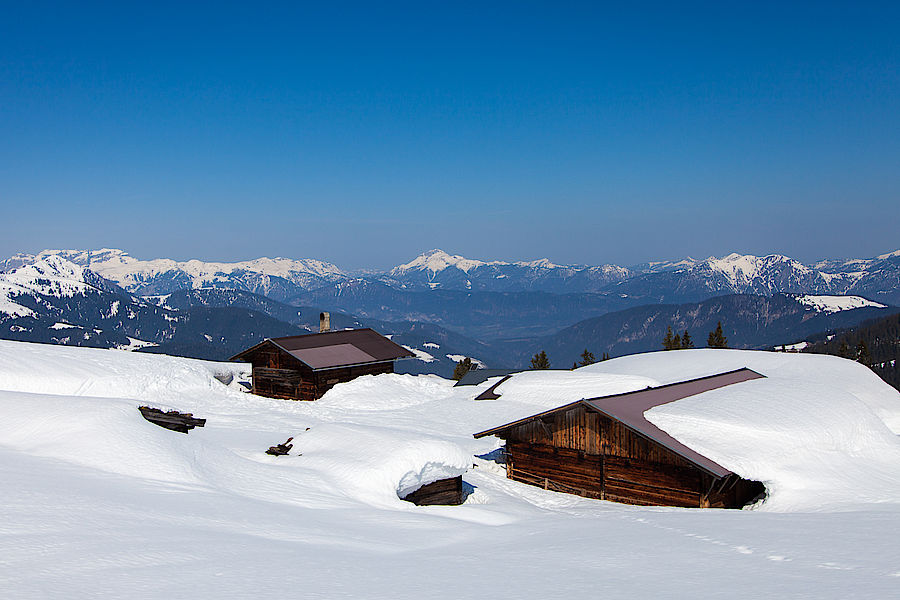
(473, 368, 767, 509)
(231, 325, 414, 401)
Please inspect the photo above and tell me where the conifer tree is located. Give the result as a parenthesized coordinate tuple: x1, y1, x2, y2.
(838, 339, 852, 359)
(856, 340, 872, 366)
(681, 330, 694, 349)
(452, 357, 474, 380)
(673, 333, 681, 349)
(530, 350, 550, 370)
(578, 348, 596, 367)
(662, 326, 675, 350)
(601, 352, 611, 361)
(707, 321, 728, 348)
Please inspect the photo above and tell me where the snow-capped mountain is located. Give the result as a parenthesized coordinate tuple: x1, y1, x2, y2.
(7, 247, 900, 302)
(1, 249, 347, 302)
(382, 249, 632, 292)
(0, 256, 308, 357)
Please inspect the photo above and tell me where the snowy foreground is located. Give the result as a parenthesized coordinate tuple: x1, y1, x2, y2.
(1, 342, 899, 598)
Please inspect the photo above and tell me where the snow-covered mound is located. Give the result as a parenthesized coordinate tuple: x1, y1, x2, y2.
(0, 340, 469, 507)
(795, 294, 887, 313)
(581, 349, 900, 511)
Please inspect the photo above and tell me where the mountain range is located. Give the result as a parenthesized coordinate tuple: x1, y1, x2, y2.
(4, 247, 899, 340)
(1, 249, 896, 377)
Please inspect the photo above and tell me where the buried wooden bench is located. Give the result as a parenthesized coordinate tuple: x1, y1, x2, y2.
(138, 406, 206, 434)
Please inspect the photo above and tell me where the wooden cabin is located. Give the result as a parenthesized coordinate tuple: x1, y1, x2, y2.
(231, 321, 414, 401)
(473, 368, 767, 509)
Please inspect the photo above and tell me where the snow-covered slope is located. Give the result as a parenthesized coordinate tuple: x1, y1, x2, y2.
(795, 294, 887, 313)
(2, 342, 900, 597)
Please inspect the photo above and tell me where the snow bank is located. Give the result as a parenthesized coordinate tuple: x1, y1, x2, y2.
(316, 373, 456, 410)
(0, 340, 247, 404)
(298, 424, 470, 505)
(0, 340, 470, 510)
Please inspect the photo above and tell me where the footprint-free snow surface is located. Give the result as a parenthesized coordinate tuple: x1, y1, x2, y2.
(1, 341, 899, 598)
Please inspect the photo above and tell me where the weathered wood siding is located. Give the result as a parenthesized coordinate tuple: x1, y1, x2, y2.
(499, 406, 761, 509)
(244, 342, 397, 401)
(402, 476, 464, 505)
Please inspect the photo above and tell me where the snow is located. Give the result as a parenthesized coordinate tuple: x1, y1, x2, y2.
(2, 341, 900, 597)
(391, 249, 489, 275)
(0, 256, 101, 304)
(446, 354, 486, 368)
(422, 342, 440, 349)
(795, 294, 887, 313)
(50, 321, 82, 330)
(403, 345, 435, 363)
(117, 337, 160, 351)
(773, 341, 808, 351)
(18, 248, 346, 292)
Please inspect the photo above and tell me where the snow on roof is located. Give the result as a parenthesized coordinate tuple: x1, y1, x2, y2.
(580, 349, 900, 510)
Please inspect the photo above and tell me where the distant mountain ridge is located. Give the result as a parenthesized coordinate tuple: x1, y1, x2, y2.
(5, 247, 900, 341)
(5, 247, 899, 304)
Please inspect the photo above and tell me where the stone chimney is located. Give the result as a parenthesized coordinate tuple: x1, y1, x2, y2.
(319, 312, 331, 333)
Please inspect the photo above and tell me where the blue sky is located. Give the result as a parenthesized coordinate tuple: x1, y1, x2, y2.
(2, 2, 898, 269)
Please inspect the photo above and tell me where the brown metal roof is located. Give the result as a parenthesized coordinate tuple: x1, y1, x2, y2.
(231, 328, 415, 370)
(473, 368, 765, 478)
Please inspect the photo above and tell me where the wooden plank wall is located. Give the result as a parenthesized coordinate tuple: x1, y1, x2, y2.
(245, 343, 396, 401)
(401, 476, 464, 505)
(252, 367, 317, 400)
(500, 406, 761, 508)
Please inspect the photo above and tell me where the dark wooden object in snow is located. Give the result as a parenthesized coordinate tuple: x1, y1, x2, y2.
(401, 476, 464, 506)
(474, 369, 767, 509)
(230, 329, 415, 401)
(266, 437, 294, 456)
(138, 406, 206, 434)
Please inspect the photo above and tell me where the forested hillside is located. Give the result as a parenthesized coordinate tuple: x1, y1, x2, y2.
(804, 313, 900, 390)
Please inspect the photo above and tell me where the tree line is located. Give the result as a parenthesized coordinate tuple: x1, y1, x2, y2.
(663, 321, 728, 350)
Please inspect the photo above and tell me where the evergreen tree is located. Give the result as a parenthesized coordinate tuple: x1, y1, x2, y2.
(571, 361, 578, 370)
(838, 339, 852, 359)
(530, 350, 550, 370)
(601, 352, 611, 361)
(662, 326, 675, 350)
(673, 333, 681, 349)
(452, 357, 474, 380)
(856, 340, 872, 366)
(681, 330, 694, 349)
(578, 348, 596, 367)
(707, 321, 728, 348)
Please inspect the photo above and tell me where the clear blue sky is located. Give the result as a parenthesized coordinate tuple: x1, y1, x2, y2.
(2, 1, 898, 269)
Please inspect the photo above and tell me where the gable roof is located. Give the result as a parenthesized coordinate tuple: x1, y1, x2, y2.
(473, 367, 765, 478)
(230, 328, 415, 370)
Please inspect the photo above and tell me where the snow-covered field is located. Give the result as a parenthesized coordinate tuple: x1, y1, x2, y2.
(1, 341, 899, 598)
